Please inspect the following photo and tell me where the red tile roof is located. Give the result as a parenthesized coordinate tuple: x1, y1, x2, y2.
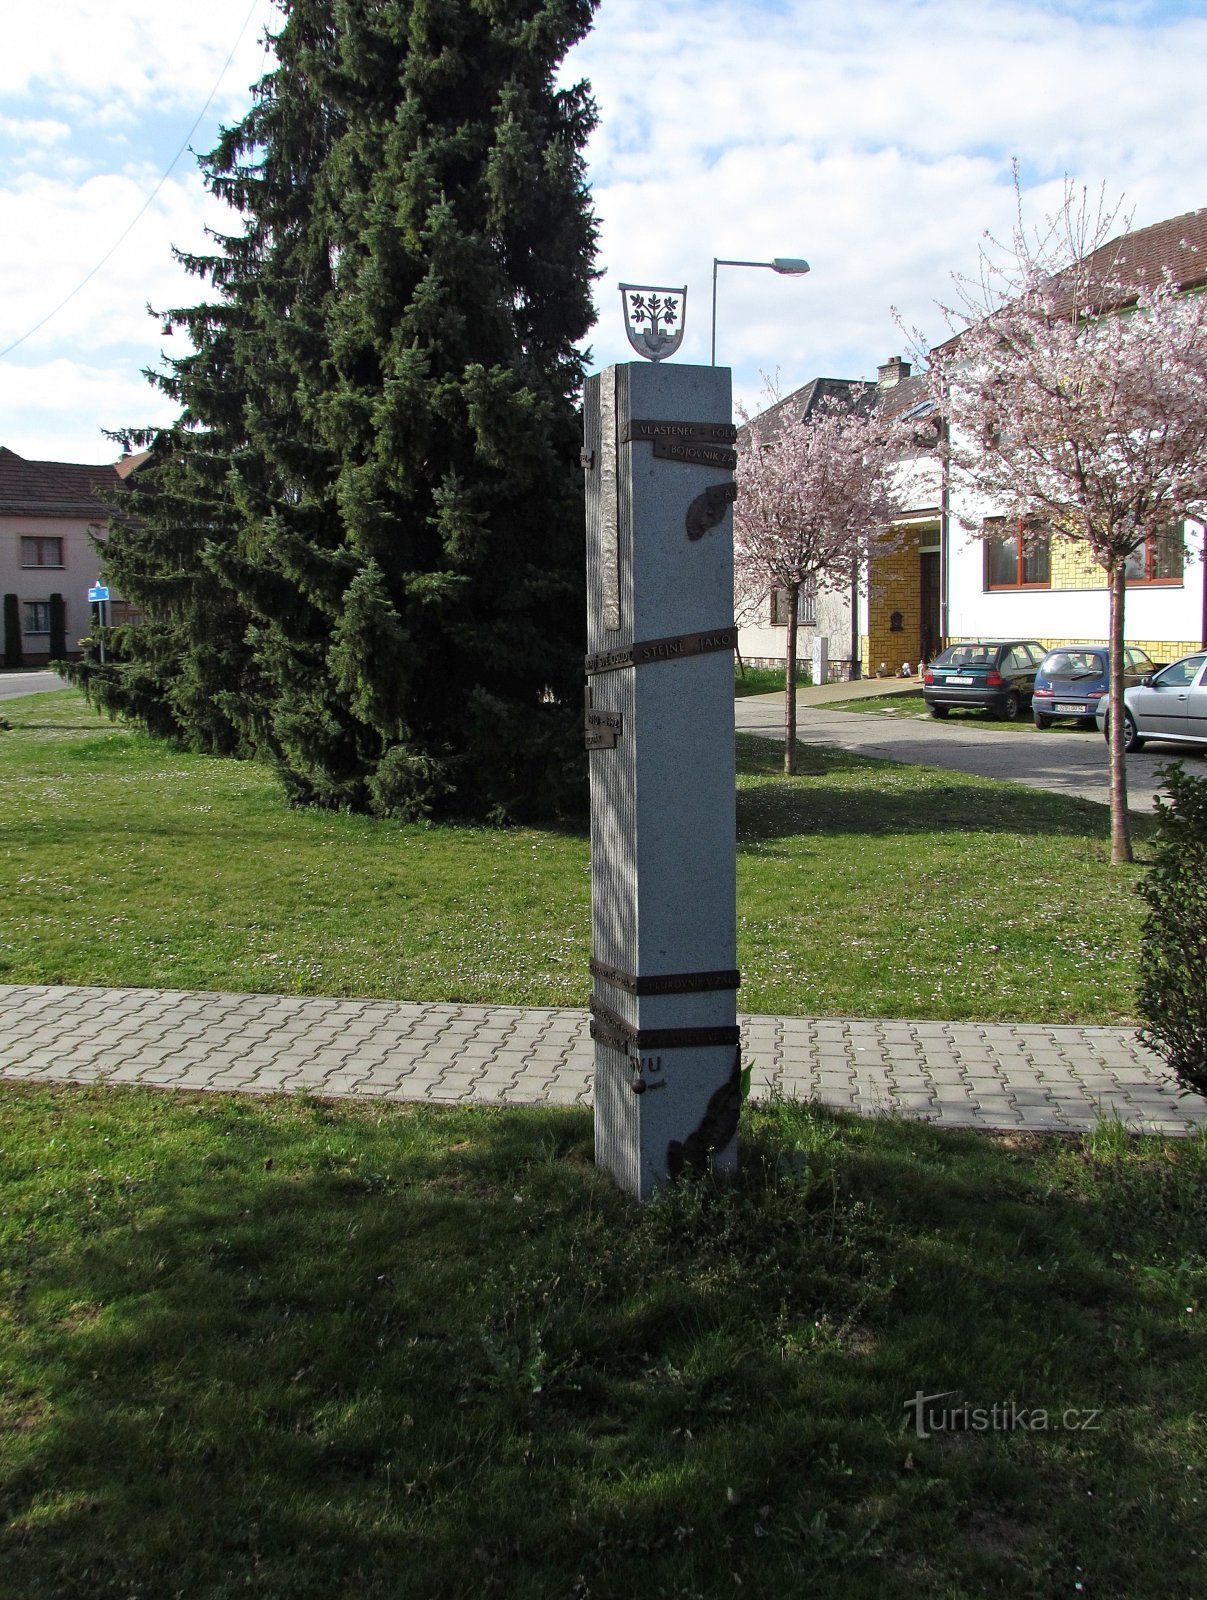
(1079, 206, 1207, 305)
(0, 446, 127, 518)
(933, 206, 1207, 352)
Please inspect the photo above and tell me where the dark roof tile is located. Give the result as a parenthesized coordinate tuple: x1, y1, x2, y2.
(0, 446, 127, 518)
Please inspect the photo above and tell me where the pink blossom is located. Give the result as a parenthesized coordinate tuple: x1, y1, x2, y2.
(734, 392, 904, 772)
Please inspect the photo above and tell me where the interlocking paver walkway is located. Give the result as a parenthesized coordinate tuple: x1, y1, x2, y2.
(2, 984, 1203, 1135)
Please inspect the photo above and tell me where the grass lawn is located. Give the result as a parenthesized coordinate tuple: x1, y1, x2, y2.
(825, 689, 932, 717)
(0, 689, 1151, 1022)
(1, 1083, 1204, 1599)
(825, 689, 1050, 729)
(734, 664, 811, 698)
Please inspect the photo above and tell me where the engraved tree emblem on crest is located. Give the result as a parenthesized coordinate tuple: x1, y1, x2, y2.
(619, 283, 687, 362)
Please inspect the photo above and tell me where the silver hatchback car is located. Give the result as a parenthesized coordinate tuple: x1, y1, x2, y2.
(1096, 651, 1207, 753)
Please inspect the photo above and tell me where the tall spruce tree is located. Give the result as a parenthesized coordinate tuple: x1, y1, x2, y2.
(75, 2, 341, 759)
(81, 0, 598, 820)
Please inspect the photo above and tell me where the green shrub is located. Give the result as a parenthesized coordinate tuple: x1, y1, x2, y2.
(3, 592, 22, 669)
(1137, 762, 1207, 1096)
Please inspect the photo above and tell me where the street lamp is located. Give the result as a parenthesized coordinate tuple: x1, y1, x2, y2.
(710, 256, 810, 366)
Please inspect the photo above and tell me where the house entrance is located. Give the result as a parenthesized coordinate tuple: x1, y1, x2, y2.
(920, 550, 941, 665)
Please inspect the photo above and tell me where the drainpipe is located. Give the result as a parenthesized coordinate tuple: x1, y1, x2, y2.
(939, 414, 951, 649)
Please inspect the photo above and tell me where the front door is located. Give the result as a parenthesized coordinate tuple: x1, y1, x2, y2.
(919, 551, 941, 664)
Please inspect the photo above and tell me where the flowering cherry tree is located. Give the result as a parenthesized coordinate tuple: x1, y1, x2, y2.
(734, 392, 904, 773)
(927, 185, 1207, 863)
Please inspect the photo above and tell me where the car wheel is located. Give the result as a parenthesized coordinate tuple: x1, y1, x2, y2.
(1034, 712, 1052, 730)
(1001, 691, 1021, 721)
(928, 704, 950, 719)
(1122, 712, 1145, 753)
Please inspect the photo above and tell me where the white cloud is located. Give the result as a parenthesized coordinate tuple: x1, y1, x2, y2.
(3, 0, 1206, 461)
(570, 0, 1207, 410)
(0, 168, 227, 356)
(0, 357, 177, 463)
(0, 0, 275, 120)
(0, 116, 70, 146)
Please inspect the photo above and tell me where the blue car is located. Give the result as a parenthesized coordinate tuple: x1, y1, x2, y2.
(1032, 644, 1159, 729)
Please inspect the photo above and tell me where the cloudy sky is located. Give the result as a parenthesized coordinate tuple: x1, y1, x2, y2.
(2, 0, 1205, 464)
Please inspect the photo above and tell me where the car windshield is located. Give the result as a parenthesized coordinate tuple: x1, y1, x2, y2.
(1042, 651, 1104, 680)
(940, 646, 994, 668)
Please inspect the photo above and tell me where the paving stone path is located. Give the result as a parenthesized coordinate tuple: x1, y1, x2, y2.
(2, 984, 1203, 1136)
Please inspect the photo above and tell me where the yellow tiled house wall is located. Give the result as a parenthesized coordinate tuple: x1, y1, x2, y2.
(944, 635, 1200, 659)
(865, 529, 931, 675)
(1049, 538, 1103, 588)
(864, 530, 1201, 675)
(1040, 542, 1196, 656)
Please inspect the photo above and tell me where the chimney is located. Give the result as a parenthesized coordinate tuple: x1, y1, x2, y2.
(877, 356, 911, 390)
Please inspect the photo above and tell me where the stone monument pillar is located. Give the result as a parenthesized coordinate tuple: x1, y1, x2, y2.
(582, 360, 740, 1201)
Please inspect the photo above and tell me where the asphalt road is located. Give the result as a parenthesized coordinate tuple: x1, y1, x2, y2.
(0, 670, 69, 701)
(734, 690, 1196, 813)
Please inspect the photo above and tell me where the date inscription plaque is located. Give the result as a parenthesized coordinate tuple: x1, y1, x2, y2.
(585, 710, 623, 750)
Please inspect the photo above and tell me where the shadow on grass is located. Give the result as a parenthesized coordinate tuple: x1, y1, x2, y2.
(2, 721, 123, 734)
(3, 1084, 1204, 1599)
(735, 734, 1148, 848)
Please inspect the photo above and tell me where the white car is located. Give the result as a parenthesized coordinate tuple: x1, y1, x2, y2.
(1096, 651, 1207, 753)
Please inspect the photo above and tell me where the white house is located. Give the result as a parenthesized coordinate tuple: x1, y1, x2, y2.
(736, 371, 902, 681)
(736, 359, 944, 679)
(745, 208, 1207, 677)
(929, 207, 1207, 666)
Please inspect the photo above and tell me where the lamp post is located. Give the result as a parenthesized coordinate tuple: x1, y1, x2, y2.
(710, 256, 810, 366)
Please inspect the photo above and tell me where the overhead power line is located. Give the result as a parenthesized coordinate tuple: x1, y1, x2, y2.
(0, 0, 264, 362)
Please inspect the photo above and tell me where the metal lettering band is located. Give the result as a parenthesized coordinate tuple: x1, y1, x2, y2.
(590, 958, 741, 996)
(585, 624, 738, 676)
(652, 438, 738, 470)
(589, 997, 742, 1052)
(600, 367, 621, 630)
(624, 419, 738, 445)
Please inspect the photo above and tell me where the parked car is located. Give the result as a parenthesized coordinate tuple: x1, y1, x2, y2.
(922, 640, 1046, 720)
(1032, 644, 1159, 729)
(1096, 650, 1207, 753)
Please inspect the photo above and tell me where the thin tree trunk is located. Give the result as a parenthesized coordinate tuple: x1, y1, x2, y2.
(784, 582, 799, 775)
(849, 556, 861, 680)
(1108, 559, 1133, 865)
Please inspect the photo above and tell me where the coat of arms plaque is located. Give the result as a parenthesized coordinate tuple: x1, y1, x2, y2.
(618, 283, 687, 362)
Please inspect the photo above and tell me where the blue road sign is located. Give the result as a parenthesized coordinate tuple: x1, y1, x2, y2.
(88, 586, 110, 603)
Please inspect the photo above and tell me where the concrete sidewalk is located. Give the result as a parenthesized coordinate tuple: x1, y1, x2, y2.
(2, 984, 1202, 1136)
(737, 673, 920, 708)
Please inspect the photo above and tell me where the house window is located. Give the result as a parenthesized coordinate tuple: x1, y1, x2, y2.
(21, 536, 63, 568)
(1125, 525, 1184, 585)
(984, 516, 1050, 589)
(24, 601, 51, 635)
(770, 582, 817, 626)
